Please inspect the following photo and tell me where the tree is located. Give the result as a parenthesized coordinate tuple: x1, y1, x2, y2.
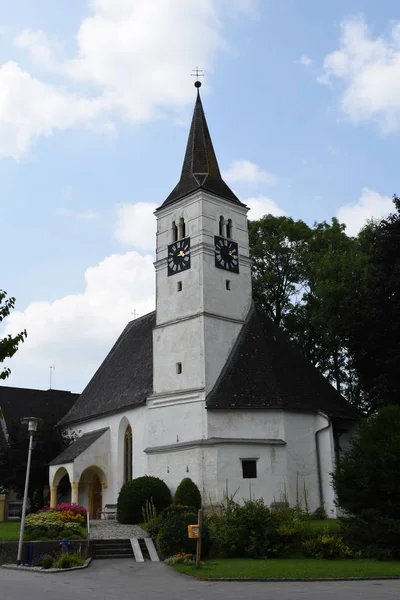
(0, 290, 26, 380)
(249, 215, 311, 328)
(249, 215, 367, 407)
(332, 406, 400, 558)
(345, 197, 400, 410)
(333, 405, 400, 518)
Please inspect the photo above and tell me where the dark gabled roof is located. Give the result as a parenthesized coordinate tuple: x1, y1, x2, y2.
(49, 428, 108, 465)
(0, 386, 79, 442)
(159, 87, 245, 210)
(59, 312, 155, 427)
(207, 305, 361, 421)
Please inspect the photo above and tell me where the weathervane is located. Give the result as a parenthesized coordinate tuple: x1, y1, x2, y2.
(191, 67, 204, 88)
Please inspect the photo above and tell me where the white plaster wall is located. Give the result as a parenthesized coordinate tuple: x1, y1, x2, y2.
(208, 410, 285, 439)
(152, 318, 205, 394)
(146, 395, 207, 446)
(216, 443, 287, 505)
(203, 317, 244, 394)
(147, 447, 205, 498)
(315, 413, 336, 517)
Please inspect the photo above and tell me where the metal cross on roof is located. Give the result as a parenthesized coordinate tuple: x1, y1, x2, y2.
(191, 67, 204, 87)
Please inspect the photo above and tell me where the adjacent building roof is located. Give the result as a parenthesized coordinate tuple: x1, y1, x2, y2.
(49, 428, 109, 465)
(207, 305, 361, 420)
(159, 86, 245, 210)
(59, 312, 156, 427)
(0, 386, 79, 443)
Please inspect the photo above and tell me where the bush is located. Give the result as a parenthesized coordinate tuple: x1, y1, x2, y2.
(208, 498, 279, 558)
(340, 514, 400, 560)
(272, 504, 310, 534)
(28, 528, 46, 540)
(53, 552, 85, 569)
(174, 478, 202, 511)
(332, 406, 400, 559)
(45, 528, 59, 540)
(311, 506, 327, 520)
(303, 534, 354, 559)
(117, 475, 172, 524)
(155, 505, 208, 560)
(42, 555, 54, 569)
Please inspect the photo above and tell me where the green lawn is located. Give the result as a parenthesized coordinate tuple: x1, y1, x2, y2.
(172, 558, 400, 580)
(308, 519, 341, 532)
(0, 521, 20, 541)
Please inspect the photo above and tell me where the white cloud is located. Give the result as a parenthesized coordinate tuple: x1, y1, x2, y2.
(298, 54, 312, 66)
(337, 188, 393, 236)
(1, 0, 257, 158)
(56, 208, 99, 221)
(114, 202, 157, 251)
(223, 160, 276, 185)
(319, 17, 400, 132)
(245, 195, 285, 220)
(0, 61, 105, 160)
(1, 251, 155, 390)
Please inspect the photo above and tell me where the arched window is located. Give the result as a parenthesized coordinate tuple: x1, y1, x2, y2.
(219, 216, 224, 236)
(172, 221, 178, 242)
(124, 425, 132, 483)
(226, 219, 232, 239)
(179, 217, 186, 239)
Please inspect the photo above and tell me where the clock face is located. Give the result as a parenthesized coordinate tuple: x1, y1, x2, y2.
(167, 237, 191, 276)
(214, 235, 239, 273)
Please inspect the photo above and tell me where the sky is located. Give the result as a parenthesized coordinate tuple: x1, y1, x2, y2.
(1, 0, 400, 393)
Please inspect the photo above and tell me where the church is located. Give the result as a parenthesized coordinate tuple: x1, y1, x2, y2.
(49, 82, 359, 519)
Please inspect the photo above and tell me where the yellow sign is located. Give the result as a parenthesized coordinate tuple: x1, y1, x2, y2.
(188, 524, 200, 539)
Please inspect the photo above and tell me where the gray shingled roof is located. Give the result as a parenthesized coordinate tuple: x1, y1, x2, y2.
(159, 89, 245, 209)
(49, 428, 109, 465)
(207, 305, 361, 420)
(59, 312, 155, 427)
(0, 386, 78, 442)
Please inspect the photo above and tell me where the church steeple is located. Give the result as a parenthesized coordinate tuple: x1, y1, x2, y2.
(160, 83, 244, 209)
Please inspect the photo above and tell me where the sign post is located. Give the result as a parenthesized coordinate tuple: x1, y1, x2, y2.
(196, 508, 202, 568)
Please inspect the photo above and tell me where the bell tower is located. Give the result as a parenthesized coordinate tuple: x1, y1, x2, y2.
(152, 82, 252, 401)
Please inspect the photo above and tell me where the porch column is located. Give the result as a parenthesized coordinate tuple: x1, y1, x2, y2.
(71, 482, 79, 504)
(50, 485, 57, 509)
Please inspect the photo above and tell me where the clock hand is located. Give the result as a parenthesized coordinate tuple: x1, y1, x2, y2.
(177, 250, 185, 257)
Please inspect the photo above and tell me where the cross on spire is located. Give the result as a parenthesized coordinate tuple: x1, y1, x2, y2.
(191, 67, 204, 88)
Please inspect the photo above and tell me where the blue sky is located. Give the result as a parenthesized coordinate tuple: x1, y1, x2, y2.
(1, 0, 399, 392)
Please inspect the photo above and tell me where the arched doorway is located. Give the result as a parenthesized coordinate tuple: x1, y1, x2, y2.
(89, 473, 102, 519)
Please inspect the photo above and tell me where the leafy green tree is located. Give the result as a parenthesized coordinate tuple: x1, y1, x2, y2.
(249, 215, 311, 328)
(332, 406, 400, 558)
(0, 290, 26, 380)
(333, 405, 400, 518)
(345, 197, 400, 410)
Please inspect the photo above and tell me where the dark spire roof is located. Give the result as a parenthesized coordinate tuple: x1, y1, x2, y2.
(159, 85, 245, 209)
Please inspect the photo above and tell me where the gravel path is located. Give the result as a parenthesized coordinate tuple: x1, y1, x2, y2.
(89, 520, 148, 539)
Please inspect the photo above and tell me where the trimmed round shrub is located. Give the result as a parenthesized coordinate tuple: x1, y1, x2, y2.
(60, 529, 73, 538)
(29, 528, 45, 540)
(174, 478, 201, 511)
(46, 528, 59, 540)
(156, 505, 208, 559)
(42, 555, 54, 569)
(117, 475, 172, 524)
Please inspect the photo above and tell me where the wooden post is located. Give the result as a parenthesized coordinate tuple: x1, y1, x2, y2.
(196, 508, 203, 567)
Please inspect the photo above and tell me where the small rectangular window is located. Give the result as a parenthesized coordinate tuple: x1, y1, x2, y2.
(176, 362, 182, 374)
(241, 459, 257, 479)
(177, 281, 182, 291)
(226, 280, 231, 291)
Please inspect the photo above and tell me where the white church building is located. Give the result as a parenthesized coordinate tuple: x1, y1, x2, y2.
(49, 83, 359, 518)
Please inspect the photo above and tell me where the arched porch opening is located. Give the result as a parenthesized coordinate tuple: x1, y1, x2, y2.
(78, 466, 107, 519)
(50, 467, 71, 508)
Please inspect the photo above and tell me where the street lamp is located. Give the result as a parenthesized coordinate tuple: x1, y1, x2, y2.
(16, 417, 42, 566)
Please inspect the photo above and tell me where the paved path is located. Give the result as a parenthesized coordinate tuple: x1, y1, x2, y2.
(1, 559, 400, 600)
(89, 520, 148, 539)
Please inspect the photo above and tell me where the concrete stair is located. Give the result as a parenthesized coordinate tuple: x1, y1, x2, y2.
(91, 539, 134, 560)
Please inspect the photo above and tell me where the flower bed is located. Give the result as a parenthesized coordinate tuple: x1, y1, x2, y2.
(25, 504, 87, 540)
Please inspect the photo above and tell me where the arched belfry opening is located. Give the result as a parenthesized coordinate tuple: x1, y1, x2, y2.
(219, 216, 225, 236)
(226, 219, 233, 239)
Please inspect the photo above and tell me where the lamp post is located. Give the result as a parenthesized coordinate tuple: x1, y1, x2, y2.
(16, 417, 42, 566)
